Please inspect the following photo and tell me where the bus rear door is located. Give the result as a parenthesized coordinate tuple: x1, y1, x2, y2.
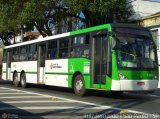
(6, 50, 11, 80)
(37, 44, 46, 84)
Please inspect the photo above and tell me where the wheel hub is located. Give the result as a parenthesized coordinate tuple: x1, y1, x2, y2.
(76, 80, 83, 92)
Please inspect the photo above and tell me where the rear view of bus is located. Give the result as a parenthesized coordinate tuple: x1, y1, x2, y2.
(111, 24, 159, 92)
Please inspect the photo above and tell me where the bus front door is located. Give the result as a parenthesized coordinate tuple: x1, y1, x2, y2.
(92, 35, 108, 89)
(6, 50, 11, 80)
(37, 45, 46, 84)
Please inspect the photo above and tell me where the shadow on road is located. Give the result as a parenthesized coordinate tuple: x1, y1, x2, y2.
(0, 101, 44, 119)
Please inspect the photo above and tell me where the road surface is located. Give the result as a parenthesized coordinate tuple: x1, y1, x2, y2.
(0, 80, 160, 119)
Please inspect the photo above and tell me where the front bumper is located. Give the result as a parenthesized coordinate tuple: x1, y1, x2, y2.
(111, 79, 158, 91)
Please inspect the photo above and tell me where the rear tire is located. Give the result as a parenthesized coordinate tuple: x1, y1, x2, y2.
(20, 73, 27, 88)
(13, 72, 20, 87)
(73, 75, 87, 97)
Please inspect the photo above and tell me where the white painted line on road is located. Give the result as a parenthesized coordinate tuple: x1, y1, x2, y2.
(0, 96, 50, 99)
(0, 87, 11, 89)
(1, 100, 73, 104)
(0, 106, 135, 110)
(148, 94, 160, 98)
(0, 90, 20, 92)
(0, 93, 30, 95)
(0, 106, 74, 110)
(0, 86, 148, 114)
(107, 110, 114, 113)
(121, 101, 140, 108)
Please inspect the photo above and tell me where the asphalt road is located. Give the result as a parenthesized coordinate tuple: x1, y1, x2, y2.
(0, 80, 160, 119)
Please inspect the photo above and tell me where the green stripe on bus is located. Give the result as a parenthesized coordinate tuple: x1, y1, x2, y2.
(93, 84, 106, 89)
(45, 72, 68, 75)
(25, 72, 37, 74)
(45, 72, 90, 76)
(70, 24, 112, 36)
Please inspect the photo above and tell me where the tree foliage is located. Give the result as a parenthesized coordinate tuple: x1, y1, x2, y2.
(0, 0, 133, 46)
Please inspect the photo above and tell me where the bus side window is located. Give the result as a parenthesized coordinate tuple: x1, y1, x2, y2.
(2, 49, 6, 63)
(20, 46, 27, 61)
(28, 44, 37, 61)
(12, 47, 19, 62)
(59, 39, 69, 58)
(71, 35, 89, 58)
(47, 40, 57, 60)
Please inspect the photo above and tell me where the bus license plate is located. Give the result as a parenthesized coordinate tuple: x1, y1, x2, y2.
(137, 82, 145, 86)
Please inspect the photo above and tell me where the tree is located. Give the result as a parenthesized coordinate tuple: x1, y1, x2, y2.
(0, 0, 133, 46)
(66, 0, 133, 27)
(0, 0, 61, 45)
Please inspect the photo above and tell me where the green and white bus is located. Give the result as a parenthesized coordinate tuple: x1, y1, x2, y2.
(2, 24, 159, 96)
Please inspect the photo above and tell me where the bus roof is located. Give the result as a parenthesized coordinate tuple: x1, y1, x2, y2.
(111, 23, 150, 31)
(5, 24, 112, 49)
(4, 23, 148, 49)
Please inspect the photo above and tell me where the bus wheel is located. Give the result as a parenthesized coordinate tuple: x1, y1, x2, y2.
(73, 75, 87, 97)
(20, 73, 27, 88)
(13, 72, 19, 87)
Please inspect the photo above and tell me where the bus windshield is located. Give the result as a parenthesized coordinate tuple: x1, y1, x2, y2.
(115, 34, 157, 69)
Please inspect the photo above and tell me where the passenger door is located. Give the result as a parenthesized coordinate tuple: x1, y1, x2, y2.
(37, 44, 46, 83)
(6, 50, 11, 80)
(91, 30, 111, 89)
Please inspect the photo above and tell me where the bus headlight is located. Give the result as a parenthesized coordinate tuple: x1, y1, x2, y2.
(119, 72, 128, 80)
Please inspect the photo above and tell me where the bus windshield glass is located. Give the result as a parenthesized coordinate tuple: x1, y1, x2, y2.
(114, 33, 157, 69)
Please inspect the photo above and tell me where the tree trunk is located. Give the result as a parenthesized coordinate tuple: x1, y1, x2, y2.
(34, 22, 47, 37)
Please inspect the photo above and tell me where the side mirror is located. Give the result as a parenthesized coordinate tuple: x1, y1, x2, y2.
(112, 37, 116, 49)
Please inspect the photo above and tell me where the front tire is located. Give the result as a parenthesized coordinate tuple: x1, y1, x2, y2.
(13, 72, 20, 87)
(73, 75, 87, 97)
(20, 73, 27, 88)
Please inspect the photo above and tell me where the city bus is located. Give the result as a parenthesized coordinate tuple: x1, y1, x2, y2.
(2, 24, 159, 96)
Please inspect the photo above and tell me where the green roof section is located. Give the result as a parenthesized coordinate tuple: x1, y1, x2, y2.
(70, 24, 112, 36)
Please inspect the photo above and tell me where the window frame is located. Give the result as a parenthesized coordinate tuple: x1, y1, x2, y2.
(19, 45, 28, 61)
(151, 29, 159, 50)
(70, 34, 90, 58)
(28, 44, 37, 61)
(12, 47, 20, 62)
(59, 38, 69, 59)
(47, 40, 58, 60)
(2, 49, 6, 63)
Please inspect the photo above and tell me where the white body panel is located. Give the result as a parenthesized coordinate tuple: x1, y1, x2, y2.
(2, 63, 6, 80)
(2, 63, 11, 80)
(11, 61, 37, 84)
(45, 59, 68, 87)
(45, 75, 68, 87)
(7, 68, 11, 80)
(111, 80, 158, 91)
(25, 73, 37, 84)
(38, 67, 45, 83)
(45, 59, 68, 73)
(11, 61, 37, 73)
